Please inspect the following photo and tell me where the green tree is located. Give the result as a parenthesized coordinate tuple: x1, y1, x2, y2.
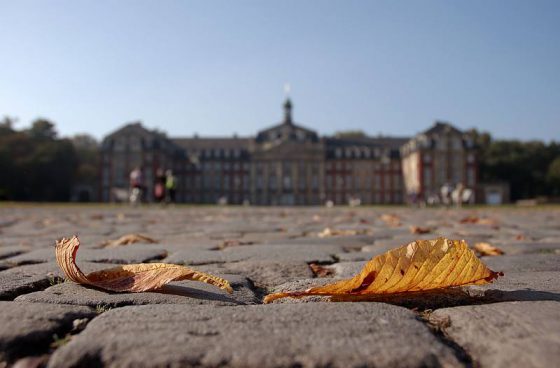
(547, 156, 560, 196)
(27, 118, 57, 139)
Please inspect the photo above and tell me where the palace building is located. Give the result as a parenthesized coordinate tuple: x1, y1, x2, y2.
(99, 99, 477, 205)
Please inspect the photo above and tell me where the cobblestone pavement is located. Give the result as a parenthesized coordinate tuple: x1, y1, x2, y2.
(1, 205, 559, 367)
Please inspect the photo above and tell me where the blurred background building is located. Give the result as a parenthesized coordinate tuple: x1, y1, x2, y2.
(100, 99, 478, 205)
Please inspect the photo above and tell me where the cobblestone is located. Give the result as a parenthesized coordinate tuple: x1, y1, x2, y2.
(0, 205, 558, 367)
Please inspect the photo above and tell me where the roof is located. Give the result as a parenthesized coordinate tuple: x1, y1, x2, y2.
(324, 136, 409, 149)
(171, 137, 252, 151)
(423, 121, 463, 136)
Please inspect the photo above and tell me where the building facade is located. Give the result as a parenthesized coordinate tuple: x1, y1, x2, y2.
(100, 100, 477, 204)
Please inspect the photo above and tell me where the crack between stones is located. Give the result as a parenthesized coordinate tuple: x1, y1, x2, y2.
(417, 311, 477, 368)
(4, 309, 97, 366)
(0, 276, 64, 301)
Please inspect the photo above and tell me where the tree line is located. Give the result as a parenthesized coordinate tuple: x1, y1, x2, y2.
(0, 117, 98, 201)
(468, 129, 560, 201)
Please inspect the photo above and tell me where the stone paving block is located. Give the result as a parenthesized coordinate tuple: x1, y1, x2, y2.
(198, 260, 315, 289)
(48, 303, 461, 368)
(0, 262, 110, 300)
(467, 271, 560, 302)
(0, 245, 28, 260)
(483, 253, 560, 272)
(16, 274, 259, 307)
(0, 301, 95, 364)
(266, 234, 380, 247)
(164, 243, 340, 265)
(2, 245, 168, 266)
(430, 301, 560, 368)
(329, 261, 366, 279)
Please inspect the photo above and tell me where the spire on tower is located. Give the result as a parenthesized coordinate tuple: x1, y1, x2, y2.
(283, 83, 293, 125)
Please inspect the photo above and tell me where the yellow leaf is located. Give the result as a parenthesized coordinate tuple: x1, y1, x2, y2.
(460, 216, 499, 227)
(380, 214, 401, 227)
(317, 227, 368, 238)
(474, 242, 505, 256)
(409, 225, 432, 234)
(99, 233, 158, 248)
(264, 238, 502, 303)
(56, 236, 232, 293)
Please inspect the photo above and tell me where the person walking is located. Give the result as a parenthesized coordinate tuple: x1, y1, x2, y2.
(129, 167, 144, 205)
(165, 169, 177, 204)
(153, 168, 166, 203)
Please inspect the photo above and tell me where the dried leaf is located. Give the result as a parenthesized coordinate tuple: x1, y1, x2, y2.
(474, 242, 505, 256)
(409, 226, 432, 234)
(99, 233, 158, 248)
(56, 236, 232, 293)
(264, 238, 502, 303)
(309, 263, 334, 277)
(318, 227, 368, 238)
(380, 214, 401, 227)
(515, 234, 527, 241)
(459, 216, 499, 227)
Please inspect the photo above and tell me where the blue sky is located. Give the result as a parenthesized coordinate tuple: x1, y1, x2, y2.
(1, 0, 559, 141)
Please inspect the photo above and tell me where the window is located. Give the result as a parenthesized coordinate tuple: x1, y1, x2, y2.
(384, 192, 391, 203)
(374, 175, 380, 189)
(452, 138, 463, 150)
(365, 175, 372, 189)
(312, 175, 319, 189)
(467, 168, 475, 186)
(214, 176, 221, 190)
(423, 167, 432, 187)
(269, 176, 277, 190)
(129, 136, 141, 151)
(394, 174, 401, 190)
(345, 175, 352, 189)
(283, 176, 292, 189)
(299, 176, 306, 190)
(336, 176, 343, 189)
(114, 139, 125, 152)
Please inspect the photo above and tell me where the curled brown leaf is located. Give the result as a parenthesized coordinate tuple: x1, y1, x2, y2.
(99, 233, 158, 248)
(56, 236, 232, 293)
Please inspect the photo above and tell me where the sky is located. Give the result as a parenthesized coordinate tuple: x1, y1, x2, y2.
(0, 0, 559, 141)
